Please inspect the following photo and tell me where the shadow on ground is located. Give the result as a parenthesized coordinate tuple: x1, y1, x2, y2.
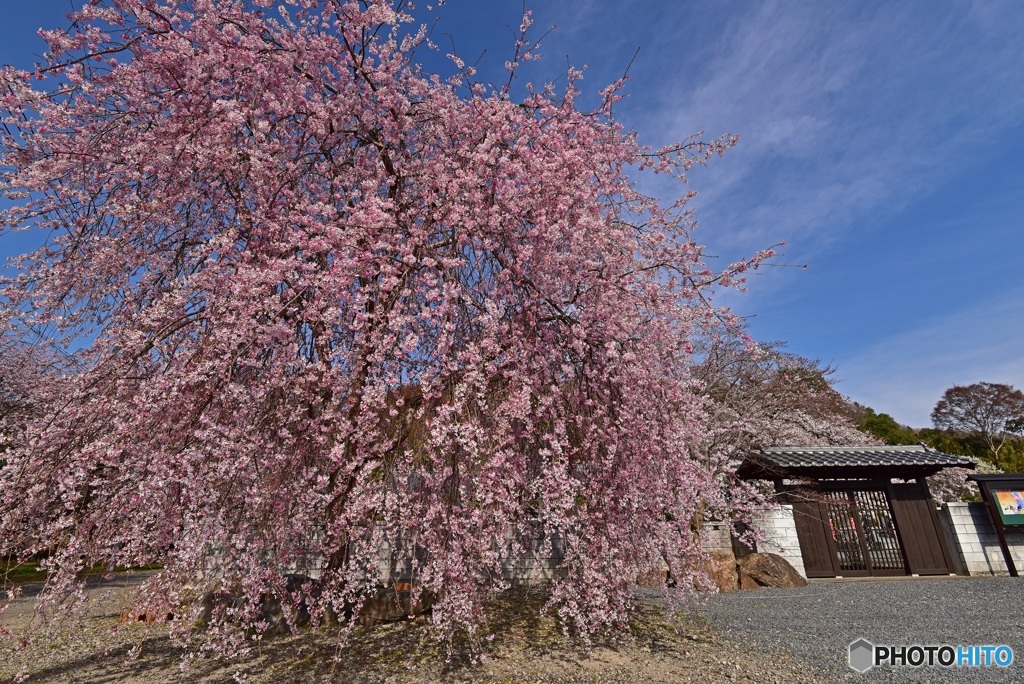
(11, 587, 718, 683)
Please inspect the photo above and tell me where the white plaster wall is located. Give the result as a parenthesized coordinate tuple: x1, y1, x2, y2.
(941, 502, 1024, 576)
(754, 505, 806, 579)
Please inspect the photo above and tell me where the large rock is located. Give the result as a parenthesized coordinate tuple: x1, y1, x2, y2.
(196, 574, 339, 633)
(697, 552, 739, 593)
(195, 576, 436, 632)
(357, 584, 434, 626)
(737, 552, 807, 589)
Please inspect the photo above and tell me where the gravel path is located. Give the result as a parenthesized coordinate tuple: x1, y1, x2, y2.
(1, 580, 825, 683)
(677, 576, 1024, 683)
(4, 575, 1021, 682)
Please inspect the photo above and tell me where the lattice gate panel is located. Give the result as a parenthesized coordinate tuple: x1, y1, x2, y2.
(820, 489, 907, 577)
(824, 491, 867, 575)
(852, 489, 905, 573)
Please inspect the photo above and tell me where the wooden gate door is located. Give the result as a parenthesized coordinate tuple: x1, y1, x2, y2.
(791, 488, 908, 577)
(888, 483, 955, 575)
(792, 500, 839, 578)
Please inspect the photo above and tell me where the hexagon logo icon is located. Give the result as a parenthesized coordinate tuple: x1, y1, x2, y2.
(849, 638, 875, 673)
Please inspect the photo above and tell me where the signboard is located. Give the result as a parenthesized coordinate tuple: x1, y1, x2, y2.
(992, 489, 1024, 527)
(968, 474, 1024, 577)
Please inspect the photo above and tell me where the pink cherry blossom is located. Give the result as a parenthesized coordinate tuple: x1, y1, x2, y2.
(0, 1, 775, 653)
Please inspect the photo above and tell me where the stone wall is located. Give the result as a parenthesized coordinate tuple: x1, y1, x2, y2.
(371, 528, 570, 586)
(700, 507, 806, 579)
(701, 520, 734, 556)
(288, 512, 810, 585)
(940, 502, 1024, 576)
(493, 532, 567, 584)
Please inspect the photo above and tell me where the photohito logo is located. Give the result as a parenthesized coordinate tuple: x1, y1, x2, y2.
(849, 638, 1014, 673)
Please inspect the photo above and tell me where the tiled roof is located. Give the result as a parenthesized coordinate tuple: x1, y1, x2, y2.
(754, 445, 975, 469)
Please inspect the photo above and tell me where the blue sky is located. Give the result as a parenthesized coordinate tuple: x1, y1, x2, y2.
(2, 1, 1023, 427)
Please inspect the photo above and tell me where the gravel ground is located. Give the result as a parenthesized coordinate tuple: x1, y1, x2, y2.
(4, 575, 1021, 682)
(675, 575, 1024, 683)
(1, 579, 825, 683)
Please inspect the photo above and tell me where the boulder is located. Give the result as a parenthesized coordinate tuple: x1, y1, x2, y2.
(697, 552, 739, 593)
(195, 576, 434, 631)
(196, 574, 339, 633)
(357, 584, 434, 626)
(737, 553, 807, 589)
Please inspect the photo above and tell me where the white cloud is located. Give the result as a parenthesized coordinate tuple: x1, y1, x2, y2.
(525, 1, 1024, 432)
(613, 1, 1024, 259)
(837, 289, 1024, 428)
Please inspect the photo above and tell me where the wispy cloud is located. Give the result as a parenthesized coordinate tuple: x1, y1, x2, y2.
(528, 0, 1024, 426)
(837, 288, 1024, 428)
(546, 1, 1024, 259)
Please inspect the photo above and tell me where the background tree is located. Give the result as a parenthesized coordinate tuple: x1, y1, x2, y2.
(695, 338, 877, 459)
(0, 0, 773, 650)
(856, 394, 1020, 502)
(923, 459, 1002, 505)
(857, 408, 918, 446)
(931, 382, 1024, 469)
(687, 337, 879, 531)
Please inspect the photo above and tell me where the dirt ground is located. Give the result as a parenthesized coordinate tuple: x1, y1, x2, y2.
(1, 575, 827, 683)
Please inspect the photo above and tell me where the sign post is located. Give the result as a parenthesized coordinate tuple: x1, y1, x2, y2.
(969, 474, 1024, 578)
